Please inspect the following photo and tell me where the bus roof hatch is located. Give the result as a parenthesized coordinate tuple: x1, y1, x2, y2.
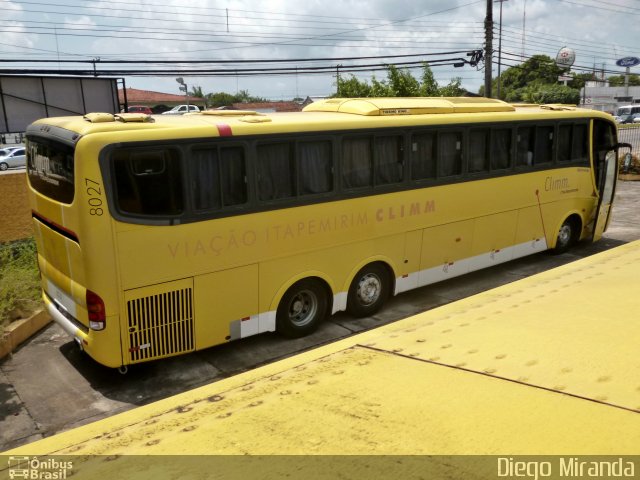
(302, 97, 515, 115)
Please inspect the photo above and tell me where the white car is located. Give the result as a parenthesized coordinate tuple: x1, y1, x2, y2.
(161, 105, 200, 115)
(0, 147, 26, 170)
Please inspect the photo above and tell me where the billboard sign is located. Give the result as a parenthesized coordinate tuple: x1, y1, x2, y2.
(0, 76, 120, 133)
(616, 57, 640, 68)
(555, 47, 576, 68)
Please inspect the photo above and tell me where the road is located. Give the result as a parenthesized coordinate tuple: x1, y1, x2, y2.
(1, 180, 640, 451)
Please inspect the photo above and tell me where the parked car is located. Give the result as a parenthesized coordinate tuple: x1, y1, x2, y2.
(0, 147, 26, 170)
(161, 105, 200, 115)
(632, 114, 640, 124)
(0, 146, 21, 157)
(127, 105, 153, 115)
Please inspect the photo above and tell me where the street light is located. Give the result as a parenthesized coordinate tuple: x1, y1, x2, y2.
(175, 77, 189, 111)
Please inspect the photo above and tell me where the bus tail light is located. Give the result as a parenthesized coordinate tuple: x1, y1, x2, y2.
(87, 290, 106, 331)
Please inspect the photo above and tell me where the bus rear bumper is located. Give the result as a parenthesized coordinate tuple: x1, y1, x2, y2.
(43, 293, 89, 343)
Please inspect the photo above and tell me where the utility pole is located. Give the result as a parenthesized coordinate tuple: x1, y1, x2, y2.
(484, 0, 493, 98)
(496, 0, 508, 99)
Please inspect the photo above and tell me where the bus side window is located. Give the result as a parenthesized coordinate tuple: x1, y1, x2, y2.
(468, 129, 489, 173)
(572, 125, 588, 163)
(342, 137, 372, 189)
(558, 124, 588, 164)
(491, 128, 512, 170)
(516, 126, 534, 167)
(191, 148, 221, 210)
(113, 148, 183, 216)
(411, 132, 436, 181)
(439, 131, 462, 177)
(374, 135, 404, 185)
(298, 140, 333, 195)
(220, 147, 247, 206)
(257, 142, 295, 201)
(534, 126, 554, 165)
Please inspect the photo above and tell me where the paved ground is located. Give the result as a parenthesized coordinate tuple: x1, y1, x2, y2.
(1, 180, 639, 452)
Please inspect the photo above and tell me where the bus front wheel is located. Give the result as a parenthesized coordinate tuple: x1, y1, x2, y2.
(553, 217, 579, 254)
(276, 279, 328, 338)
(347, 263, 390, 318)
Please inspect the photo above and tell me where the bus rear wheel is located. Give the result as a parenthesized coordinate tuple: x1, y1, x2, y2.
(276, 279, 328, 338)
(347, 263, 390, 318)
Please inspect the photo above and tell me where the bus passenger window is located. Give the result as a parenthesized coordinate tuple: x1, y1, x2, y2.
(516, 127, 534, 166)
(342, 137, 372, 189)
(113, 148, 183, 216)
(491, 128, 512, 170)
(411, 132, 436, 180)
(439, 131, 462, 177)
(220, 147, 247, 206)
(534, 126, 554, 165)
(572, 125, 588, 163)
(558, 125, 572, 162)
(468, 129, 489, 173)
(191, 148, 221, 210)
(299, 141, 333, 195)
(374, 135, 403, 185)
(191, 147, 247, 210)
(257, 143, 295, 201)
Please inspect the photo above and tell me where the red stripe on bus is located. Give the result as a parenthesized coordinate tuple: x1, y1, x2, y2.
(32, 210, 79, 243)
(216, 124, 232, 137)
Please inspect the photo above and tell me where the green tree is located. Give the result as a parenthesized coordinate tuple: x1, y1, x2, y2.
(336, 74, 373, 97)
(190, 85, 205, 98)
(485, 54, 581, 103)
(420, 63, 439, 96)
(207, 92, 237, 107)
(568, 72, 597, 90)
(521, 84, 580, 104)
(438, 77, 465, 97)
(607, 74, 640, 86)
(334, 63, 467, 98)
(385, 65, 422, 96)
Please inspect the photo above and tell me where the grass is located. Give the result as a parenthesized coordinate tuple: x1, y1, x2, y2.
(0, 237, 42, 334)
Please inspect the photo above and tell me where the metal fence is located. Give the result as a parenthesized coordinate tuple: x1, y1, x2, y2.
(619, 125, 640, 156)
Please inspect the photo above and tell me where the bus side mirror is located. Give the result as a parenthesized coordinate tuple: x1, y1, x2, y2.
(623, 152, 633, 173)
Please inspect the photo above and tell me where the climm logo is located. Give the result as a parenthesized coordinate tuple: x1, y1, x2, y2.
(376, 200, 436, 222)
(545, 176, 569, 192)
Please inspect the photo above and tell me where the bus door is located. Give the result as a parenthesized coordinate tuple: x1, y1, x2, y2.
(591, 120, 619, 242)
(592, 150, 617, 241)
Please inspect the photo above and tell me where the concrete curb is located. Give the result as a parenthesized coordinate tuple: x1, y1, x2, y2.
(619, 174, 640, 181)
(0, 310, 51, 361)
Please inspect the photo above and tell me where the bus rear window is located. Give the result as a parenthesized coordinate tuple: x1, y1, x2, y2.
(26, 139, 75, 204)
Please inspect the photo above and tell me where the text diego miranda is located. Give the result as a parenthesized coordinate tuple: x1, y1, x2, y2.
(498, 457, 636, 479)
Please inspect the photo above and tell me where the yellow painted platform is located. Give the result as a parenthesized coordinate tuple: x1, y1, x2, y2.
(4, 242, 640, 458)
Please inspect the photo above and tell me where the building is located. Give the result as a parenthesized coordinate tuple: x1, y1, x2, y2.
(118, 88, 204, 113)
(580, 82, 640, 113)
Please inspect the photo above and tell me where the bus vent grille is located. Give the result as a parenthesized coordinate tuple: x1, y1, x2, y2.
(126, 287, 194, 363)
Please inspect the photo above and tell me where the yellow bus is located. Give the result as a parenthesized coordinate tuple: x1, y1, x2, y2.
(4, 240, 639, 470)
(25, 97, 624, 371)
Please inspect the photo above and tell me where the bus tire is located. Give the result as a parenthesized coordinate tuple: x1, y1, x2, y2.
(553, 216, 579, 254)
(347, 263, 390, 318)
(276, 279, 328, 338)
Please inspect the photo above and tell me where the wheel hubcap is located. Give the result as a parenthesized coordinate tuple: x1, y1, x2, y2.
(558, 224, 572, 246)
(357, 273, 382, 306)
(288, 290, 318, 327)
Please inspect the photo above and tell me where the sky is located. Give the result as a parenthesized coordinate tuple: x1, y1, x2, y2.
(1, 0, 640, 101)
